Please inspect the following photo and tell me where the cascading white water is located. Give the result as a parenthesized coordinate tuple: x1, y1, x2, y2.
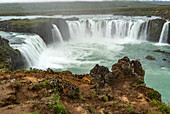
(159, 21, 169, 43)
(67, 19, 149, 40)
(52, 24, 64, 43)
(14, 34, 46, 67)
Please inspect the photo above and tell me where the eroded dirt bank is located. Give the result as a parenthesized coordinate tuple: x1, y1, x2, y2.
(0, 57, 169, 114)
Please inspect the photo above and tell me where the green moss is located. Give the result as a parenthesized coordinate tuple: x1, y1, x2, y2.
(103, 96, 108, 102)
(41, 80, 51, 89)
(127, 105, 134, 113)
(137, 78, 144, 85)
(88, 106, 95, 113)
(91, 91, 97, 98)
(148, 90, 159, 100)
(28, 101, 36, 104)
(151, 100, 170, 113)
(47, 102, 52, 107)
(28, 111, 39, 114)
(4, 68, 11, 73)
(10, 18, 50, 31)
(79, 94, 83, 99)
(34, 83, 41, 89)
(109, 101, 119, 104)
(0, 46, 10, 69)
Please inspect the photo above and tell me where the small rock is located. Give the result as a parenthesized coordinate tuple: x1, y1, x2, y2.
(163, 59, 167, 61)
(145, 55, 156, 60)
(46, 68, 54, 74)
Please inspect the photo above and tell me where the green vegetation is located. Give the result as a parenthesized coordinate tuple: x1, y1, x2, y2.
(103, 96, 108, 102)
(137, 78, 144, 85)
(30, 101, 36, 104)
(28, 111, 39, 114)
(0, 47, 10, 69)
(109, 101, 119, 104)
(50, 93, 67, 114)
(147, 90, 170, 113)
(148, 90, 159, 100)
(79, 94, 83, 99)
(88, 106, 95, 113)
(127, 105, 134, 113)
(91, 91, 97, 98)
(10, 18, 50, 31)
(4, 68, 11, 73)
(41, 80, 50, 89)
(34, 83, 41, 89)
(0, 1, 169, 16)
(151, 100, 170, 113)
(0, 1, 158, 14)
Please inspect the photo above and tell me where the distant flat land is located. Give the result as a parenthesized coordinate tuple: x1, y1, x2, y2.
(0, 1, 169, 19)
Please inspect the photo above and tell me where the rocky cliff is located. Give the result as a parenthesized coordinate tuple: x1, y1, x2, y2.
(0, 18, 70, 45)
(0, 36, 24, 70)
(147, 19, 166, 42)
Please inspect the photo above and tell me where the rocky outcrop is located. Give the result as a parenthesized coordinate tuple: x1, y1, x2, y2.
(147, 19, 166, 42)
(0, 36, 24, 70)
(0, 57, 168, 114)
(154, 49, 170, 55)
(0, 18, 70, 45)
(90, 57, 145, 88)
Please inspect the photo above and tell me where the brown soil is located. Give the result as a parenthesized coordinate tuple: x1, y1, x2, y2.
(0, 57, 167, 114)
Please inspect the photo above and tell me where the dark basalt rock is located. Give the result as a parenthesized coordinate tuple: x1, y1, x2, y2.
(53, 19, 70, 41)
(65, 82, 80, 99)
(154, 49, 170, 55)
(147, 19, 166, 42)
(90, 64, 110, 87)
(145, 55, 156, 60)
(0, 36, 24, 70)
(90, 57, 145, 88)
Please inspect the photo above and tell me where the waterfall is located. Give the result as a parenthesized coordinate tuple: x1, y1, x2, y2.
(67, 19, 149, 40)
(11, 34, 46, 67)
(159, 22, 169, 43)
(52, 24, 64, 43)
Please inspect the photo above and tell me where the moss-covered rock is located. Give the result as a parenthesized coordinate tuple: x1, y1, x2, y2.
(0, 36, 24, 70)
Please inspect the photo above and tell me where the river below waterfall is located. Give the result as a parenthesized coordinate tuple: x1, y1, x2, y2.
(0, 15, 170, 104)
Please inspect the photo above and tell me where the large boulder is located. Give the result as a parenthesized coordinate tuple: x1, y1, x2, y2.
(90, 64, 110, 87)
(147, 19, 166, 42)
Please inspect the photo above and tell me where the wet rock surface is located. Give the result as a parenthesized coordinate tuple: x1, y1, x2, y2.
(145, 55, 156, 60)
(147, 19, 166, 42)
(0, 36, 24, 70)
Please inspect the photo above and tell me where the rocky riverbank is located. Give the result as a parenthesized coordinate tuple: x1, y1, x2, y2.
(0, 57, 169, 114)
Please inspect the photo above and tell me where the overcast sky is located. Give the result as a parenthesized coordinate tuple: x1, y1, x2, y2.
(0, 0, 169, 3)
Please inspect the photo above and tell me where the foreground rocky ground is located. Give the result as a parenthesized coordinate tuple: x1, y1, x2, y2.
(0, 57, 169, 114)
